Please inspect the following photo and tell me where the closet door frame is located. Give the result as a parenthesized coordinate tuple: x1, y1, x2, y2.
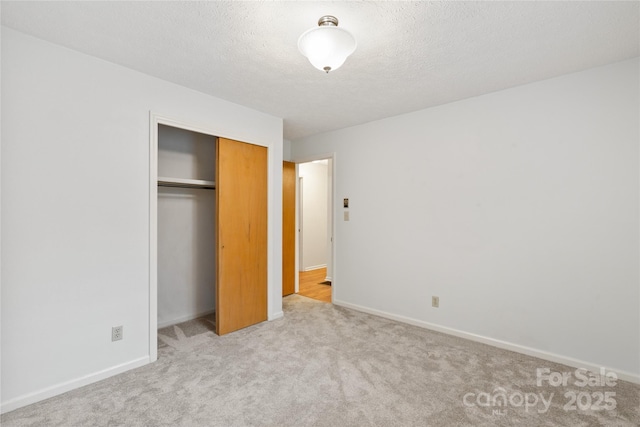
(149, 112, 278, 362)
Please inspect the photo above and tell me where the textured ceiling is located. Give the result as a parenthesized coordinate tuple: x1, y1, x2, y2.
(2, 1, 639, 140)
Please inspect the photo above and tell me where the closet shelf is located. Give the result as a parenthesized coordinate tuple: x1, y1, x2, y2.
(158, 177, 216, 189)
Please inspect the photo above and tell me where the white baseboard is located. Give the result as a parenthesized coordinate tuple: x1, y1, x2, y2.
(303, 264, 327, 272)
(324, 276, 332, 282)
(157, 308, 216, 329)
(333, 299, 640, 385)
(269, 311, 284, 321)
(1, 356, 150, 414)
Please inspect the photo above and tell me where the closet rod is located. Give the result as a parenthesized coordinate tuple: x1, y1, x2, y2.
(158, 183, 216, 190)
(158, 177, 216, 190)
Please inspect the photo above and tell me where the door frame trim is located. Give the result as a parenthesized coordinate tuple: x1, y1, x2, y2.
(297, 176, 304, 273)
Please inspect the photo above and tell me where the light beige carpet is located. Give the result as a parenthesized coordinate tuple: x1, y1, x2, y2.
(2, 295, 639, 426)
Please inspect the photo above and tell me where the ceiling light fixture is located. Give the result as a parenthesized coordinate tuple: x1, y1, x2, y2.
(298, 15, 357, 73)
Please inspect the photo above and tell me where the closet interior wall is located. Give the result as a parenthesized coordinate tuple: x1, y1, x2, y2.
(157, 124, 217, 328)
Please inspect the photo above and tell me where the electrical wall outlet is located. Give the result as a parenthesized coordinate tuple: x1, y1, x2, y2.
(112, 326, 123, 341)
(432, 296, 439, 308)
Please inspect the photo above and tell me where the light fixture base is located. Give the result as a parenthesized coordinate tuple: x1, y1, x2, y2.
(318, 16, 338, 27)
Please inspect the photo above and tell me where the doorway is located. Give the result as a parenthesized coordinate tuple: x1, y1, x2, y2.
(296, 158, 334, 303)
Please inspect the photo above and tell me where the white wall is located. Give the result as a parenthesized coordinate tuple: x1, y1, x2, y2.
(299, 162, 328, 271)
(291, 58, 640, 381)
(283, 138, 292, 161)
(1, 27, 283, 412)
(157, 125, 216, 328)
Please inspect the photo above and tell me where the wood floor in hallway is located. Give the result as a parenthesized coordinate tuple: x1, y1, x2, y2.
(298, 267, 331, 303)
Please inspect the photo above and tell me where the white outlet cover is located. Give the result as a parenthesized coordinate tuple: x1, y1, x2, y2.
(112, 326, 123, 341)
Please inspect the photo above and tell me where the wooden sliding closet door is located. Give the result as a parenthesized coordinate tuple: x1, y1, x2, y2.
(282, 161, 296, 296)
(216, 137, 268, 335)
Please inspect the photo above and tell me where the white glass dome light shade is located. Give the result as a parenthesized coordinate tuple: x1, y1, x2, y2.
(298, 18, 357, 73)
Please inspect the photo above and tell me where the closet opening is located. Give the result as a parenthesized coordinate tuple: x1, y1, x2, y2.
(149, 115, 269, 361)
(157, 124, 217, 348)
